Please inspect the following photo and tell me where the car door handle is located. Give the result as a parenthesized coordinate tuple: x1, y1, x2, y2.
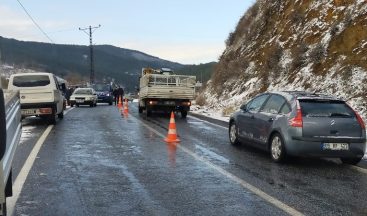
(268, 118, 274, 122)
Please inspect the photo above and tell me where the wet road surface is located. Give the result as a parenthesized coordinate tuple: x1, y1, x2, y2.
(8, 102, 367, 215)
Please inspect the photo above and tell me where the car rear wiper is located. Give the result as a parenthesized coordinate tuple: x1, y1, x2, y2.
(329, 113, 351, 117)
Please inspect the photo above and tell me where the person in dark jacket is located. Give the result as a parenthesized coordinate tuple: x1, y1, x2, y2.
(114, 86, 124, 105)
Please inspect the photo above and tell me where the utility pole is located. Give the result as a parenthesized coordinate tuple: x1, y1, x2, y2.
(79, 25, 101, 84)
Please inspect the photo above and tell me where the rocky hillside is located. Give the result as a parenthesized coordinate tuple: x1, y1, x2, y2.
(202, 0, 367, 120)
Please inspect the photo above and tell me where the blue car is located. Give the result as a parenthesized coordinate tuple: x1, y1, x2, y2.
(229, 91, 366, 164)
(92, 83, 114, 105)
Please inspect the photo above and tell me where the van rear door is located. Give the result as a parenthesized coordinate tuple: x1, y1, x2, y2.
(11, 75, 55, 104)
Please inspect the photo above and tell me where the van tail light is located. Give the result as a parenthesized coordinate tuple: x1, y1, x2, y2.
(289, 100, 303, 127)
(347, 104, 365, 129)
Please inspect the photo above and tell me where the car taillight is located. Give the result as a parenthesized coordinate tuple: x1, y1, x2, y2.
(289, 100, 303, 127)
(347, 104, 366, 129)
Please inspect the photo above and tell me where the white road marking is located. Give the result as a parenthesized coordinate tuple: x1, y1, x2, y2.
(188, 115, 228, 130)
(7, 107, 75, 215)
(131, 114, 304, 216)
(349, 165, 367, 174)
(7, 125, 53, 216)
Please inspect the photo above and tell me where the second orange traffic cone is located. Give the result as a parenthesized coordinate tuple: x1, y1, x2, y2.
(123, 98, 129, 113)
(164, 112, 180, 143)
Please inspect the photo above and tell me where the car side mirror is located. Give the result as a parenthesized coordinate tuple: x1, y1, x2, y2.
(240, 104, 247, 112)
(0, 89, 6, 160)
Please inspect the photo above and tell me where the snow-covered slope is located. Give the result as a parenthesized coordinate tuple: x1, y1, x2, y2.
(202, 0, 367, 121)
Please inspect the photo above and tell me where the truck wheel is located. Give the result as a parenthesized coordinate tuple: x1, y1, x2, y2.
(181, 111, 188, 118)
(146, 109, 152, 117)
(138, 106, 143, 113)
(57, 111, 64, 119)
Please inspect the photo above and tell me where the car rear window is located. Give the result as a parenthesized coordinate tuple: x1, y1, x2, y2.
(13, 75, 50, 87)
(74, 89, 93, 95)
(299, 100, 355, 118)
(93, 84, 110, 91)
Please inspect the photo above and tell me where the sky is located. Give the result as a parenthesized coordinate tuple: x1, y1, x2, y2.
(0, 0, 255, 64)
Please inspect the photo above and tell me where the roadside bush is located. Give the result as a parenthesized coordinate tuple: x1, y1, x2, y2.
(309, 43, 325, 65)
(291, 43, 308, 71)
(222, 106, 236, 117)
(195, 94, 207, 106)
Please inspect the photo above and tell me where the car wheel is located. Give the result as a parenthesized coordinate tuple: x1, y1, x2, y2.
(139, 106, 143, 113)
(229, 121, 240, 145)
(181, 110, 188, 118)
(340, 157, 362, 165)
(270, 133, 286, 163)
(109, 101, 112, 105)
(76, 104, 79, 107)
(57, 111, 64, 119)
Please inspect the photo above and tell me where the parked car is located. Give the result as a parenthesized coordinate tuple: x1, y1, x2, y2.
(70, 88, 97, 107)
(91, 83, 114, 105)
(229, 91, 366, 164)
(7, 72, 65, 124)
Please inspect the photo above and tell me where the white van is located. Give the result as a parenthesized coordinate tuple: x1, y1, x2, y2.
(8, 72, 65, 124)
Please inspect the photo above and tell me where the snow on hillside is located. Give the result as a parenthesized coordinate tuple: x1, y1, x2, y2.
(193, 0, 367, 160)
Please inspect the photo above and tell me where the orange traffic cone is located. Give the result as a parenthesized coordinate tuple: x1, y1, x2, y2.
(164, 112, 180, 143)
(117, 96, 123, 109)
(123, 98, 129, 113)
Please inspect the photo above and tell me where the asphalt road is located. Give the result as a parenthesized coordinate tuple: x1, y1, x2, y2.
(7, 102, 367, 215)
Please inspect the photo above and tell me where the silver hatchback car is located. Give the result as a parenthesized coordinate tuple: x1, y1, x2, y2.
(229, 91, 366, 164)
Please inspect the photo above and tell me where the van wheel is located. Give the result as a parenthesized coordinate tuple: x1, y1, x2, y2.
(57, 111, 64, 119)
(270, 133, 286, 163)
(48, 115, 56, 125)
(341, 157, 362, 165)
(1, 202, 6, 216)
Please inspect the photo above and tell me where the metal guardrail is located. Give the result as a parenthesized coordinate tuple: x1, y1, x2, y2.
(0, 88, 22, 215)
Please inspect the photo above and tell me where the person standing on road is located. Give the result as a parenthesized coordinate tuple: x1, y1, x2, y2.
(115, 86, 124, 105)
(113, 88, 118, 105)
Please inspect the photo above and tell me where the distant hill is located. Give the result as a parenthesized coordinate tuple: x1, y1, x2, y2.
(0, 36, 185, 91)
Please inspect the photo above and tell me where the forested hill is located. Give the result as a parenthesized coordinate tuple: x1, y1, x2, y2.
(0, 36, 184, 90)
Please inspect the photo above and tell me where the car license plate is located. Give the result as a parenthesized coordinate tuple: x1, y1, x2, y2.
(323, 143, 349, 150)
(21, 109, 38, 115)
(76, 99, 84, 103)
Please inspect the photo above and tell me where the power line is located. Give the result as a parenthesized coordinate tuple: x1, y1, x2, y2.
(16, 0, 54, 43)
